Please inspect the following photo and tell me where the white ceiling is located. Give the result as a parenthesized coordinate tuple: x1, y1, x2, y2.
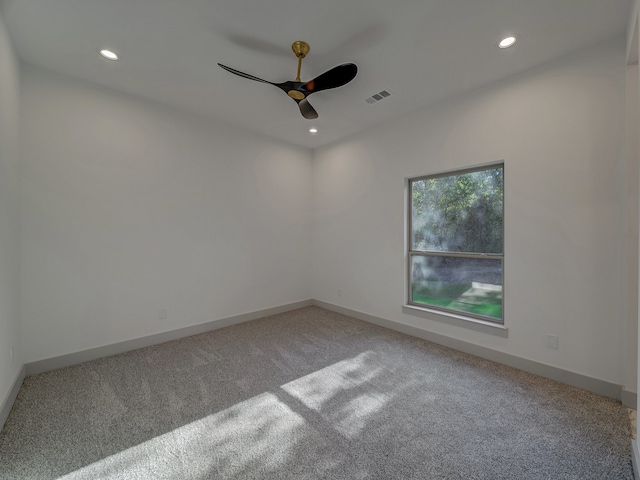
(0, 0, 632, 149)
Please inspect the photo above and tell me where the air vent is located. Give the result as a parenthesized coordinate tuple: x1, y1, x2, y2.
(365, 90, 391, 104)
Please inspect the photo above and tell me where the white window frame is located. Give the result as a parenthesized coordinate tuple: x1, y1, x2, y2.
(406, 162, 505, 328)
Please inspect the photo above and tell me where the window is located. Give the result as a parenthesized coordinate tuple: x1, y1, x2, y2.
(408, 163, 504, 323)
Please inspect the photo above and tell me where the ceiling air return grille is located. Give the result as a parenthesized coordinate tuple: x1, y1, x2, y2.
(365, 90, 391, 104)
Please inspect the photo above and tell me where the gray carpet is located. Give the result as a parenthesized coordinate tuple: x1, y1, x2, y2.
(0, 306, 633, 479)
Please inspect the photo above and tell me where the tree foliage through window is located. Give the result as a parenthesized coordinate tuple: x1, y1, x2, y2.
(411, 168, 503, 254)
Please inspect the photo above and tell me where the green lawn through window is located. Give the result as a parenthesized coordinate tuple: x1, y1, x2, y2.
(411, 282, 502, 320)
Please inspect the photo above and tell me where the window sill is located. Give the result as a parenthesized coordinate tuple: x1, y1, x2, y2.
(402, 305, 508, 338)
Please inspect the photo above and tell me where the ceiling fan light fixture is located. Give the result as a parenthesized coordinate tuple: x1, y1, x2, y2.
(498, 36, 517, 49)
(99, 49, 119, 60)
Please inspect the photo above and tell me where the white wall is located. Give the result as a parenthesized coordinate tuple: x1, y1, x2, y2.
(632, 0, 640, 418)
(626, 61, 639, 398)
(0, 10, 22, 404)
(20, 65, 313, 362)
(628, 0, 640, 468)
(313, 38, 627, 386)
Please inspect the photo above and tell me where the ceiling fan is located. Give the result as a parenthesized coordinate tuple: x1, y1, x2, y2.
(218, 41, 357, 120)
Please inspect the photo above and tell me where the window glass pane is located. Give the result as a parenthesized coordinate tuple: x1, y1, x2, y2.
(411, 167, 503, 254)
(410, 255, 503, 320)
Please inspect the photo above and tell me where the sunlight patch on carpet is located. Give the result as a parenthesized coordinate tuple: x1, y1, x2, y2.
(57, 392, 316, 479)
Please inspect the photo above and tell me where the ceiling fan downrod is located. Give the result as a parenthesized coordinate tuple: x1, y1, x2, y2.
(291, 41, 310, 82)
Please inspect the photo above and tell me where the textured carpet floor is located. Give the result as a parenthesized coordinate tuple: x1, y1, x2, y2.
(0, 306, 633, 479)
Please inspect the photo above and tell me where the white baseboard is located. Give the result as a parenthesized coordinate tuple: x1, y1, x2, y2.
(314, 300, 624, 402)
(26, 299, 314, 376)
(0, 365, 26, 432)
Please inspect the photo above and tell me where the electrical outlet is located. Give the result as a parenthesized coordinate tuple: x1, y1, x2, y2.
(159, 309, 167, 321)
(547, 335, 559, 349)
(338, 289, 343, 297)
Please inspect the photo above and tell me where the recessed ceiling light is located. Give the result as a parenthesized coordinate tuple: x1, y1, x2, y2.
(498, 36, 517, 49)
(309, 128, 318, 134)
(99, 49, 119, 60)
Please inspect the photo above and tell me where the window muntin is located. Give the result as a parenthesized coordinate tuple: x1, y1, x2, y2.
(408, 164, 503, 323)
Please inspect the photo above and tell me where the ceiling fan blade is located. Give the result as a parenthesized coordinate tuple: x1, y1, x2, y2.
(218, 64, 273, 85)
(304, 63, 358, 93)
(297, 98, 318, 119)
